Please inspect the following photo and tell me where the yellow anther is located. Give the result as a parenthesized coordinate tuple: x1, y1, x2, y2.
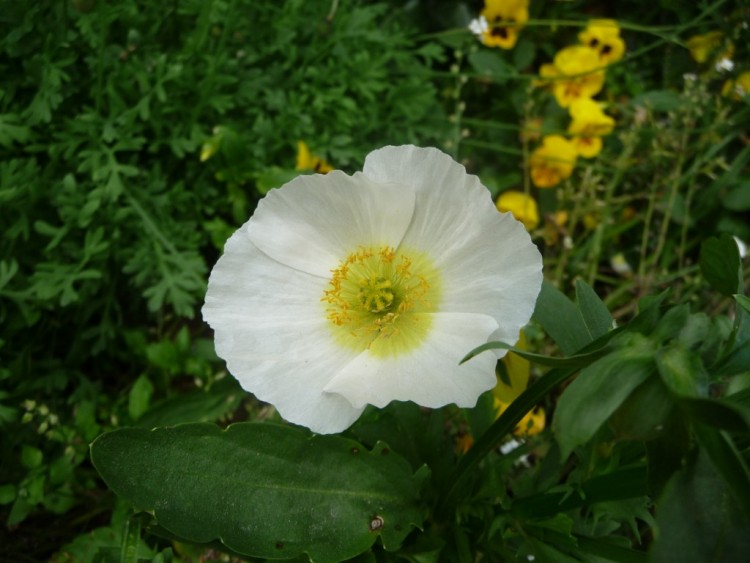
(322, 245, 441, 356)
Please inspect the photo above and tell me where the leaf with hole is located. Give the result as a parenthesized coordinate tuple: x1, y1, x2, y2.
(91, 423, 424, 563)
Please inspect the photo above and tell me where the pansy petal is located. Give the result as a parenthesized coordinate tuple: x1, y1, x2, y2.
(324, 312, 499, 409)
(248, 170, 416, 278)
(203, 229, 363, 434)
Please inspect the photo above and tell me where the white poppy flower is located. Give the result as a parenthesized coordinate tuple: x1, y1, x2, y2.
(203, 145, 543, 434)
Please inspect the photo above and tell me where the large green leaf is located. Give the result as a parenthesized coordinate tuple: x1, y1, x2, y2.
(91, 423, 424, 562)
(552, 335, 655, 459)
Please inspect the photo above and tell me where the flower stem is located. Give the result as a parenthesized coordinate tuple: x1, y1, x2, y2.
(586, 130, 635, 285)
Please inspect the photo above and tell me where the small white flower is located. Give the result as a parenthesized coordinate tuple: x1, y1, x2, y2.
(203, 145, 542, 434)
(500, 438, 522, 455)
(469, 16, 489, 37)
(715, 57, 735, 72)
(734, 236, 747, 259)
(611, 252, 632, 276)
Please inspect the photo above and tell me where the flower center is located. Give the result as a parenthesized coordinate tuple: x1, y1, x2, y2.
(322, 245, 441, 357)
(359, 275, 395, 313)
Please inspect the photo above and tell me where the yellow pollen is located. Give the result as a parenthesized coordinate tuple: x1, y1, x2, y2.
(321, 245, 441, 357)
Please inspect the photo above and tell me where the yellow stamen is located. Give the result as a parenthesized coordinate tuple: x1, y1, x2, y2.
(321, 245, 441, 357)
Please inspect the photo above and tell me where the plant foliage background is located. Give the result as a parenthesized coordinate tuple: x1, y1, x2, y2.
(1, 0, 749, 561)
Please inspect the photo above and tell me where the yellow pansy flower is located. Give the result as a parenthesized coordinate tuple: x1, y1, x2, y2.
(544, 210, 569, 246)
(686, 31, 733, 64)
(471, 0, 530, 50)
(519, 117, 544, 143)
(722, 71, 750, 100)
(539, 46, 606, 108)
(567, 98, 615, 158)
(496, 191, 540, 230)
(578, 19, 626, 65)
(455, 433, 475, 455)
(493, 331, 546, 437)
(295, 141, 333, 173)
(583, 213, 598, 230)
(529, 135, 578, 188)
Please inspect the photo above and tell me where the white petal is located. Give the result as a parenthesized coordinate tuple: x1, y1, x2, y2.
(323, 312, 500, 409)
(247, 171, 416, 278)
(203, 231, 363, 434)
(364, 145, 543, 356)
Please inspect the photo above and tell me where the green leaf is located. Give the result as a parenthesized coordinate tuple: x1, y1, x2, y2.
(713, 343, 750, 377)
(533, 281, 593, 355)
(461, 340, 612, 368)
(681, 398, 750, 433)
(0, 484, 17, 505)
(0, 113, 32, 147)
(651, 449, 750, 562)
(656, 342, 709, 398)
(512, 36, 536, 70)
(21, 445, 43, 469)
(135, 377, 243, 428)
(723, 181, 750, 211)
(255, 167, 301, 195)
(694, 424, 750, 522)
(645, 415, 691, 498)
(553, 335, 655, 459)
(573, 534, 647, 563)
(654, 344, 750, 431)
(91, 423, 423, 562)
(626, 289, 671, 336)
(699, 234, 742, 297)
(736, 294, 750, 315)
(128, 374, 154, 421)
(467, 50, 515, 83)
(649, 304, 690, 345)
(631, 90, 685, 112)
(611, 377, 674, 441)
(511, 466, 648, 519)
(525, 537, 580, 563)
(575, 279, 614, 340)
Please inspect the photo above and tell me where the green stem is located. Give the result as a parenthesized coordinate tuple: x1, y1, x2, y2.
(649, 122, 691, 275)
(586, 132, 636, 285)
(521, 84, 533, 201)
(326, 0, 339, 21)
(460, 139, 524, 157)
